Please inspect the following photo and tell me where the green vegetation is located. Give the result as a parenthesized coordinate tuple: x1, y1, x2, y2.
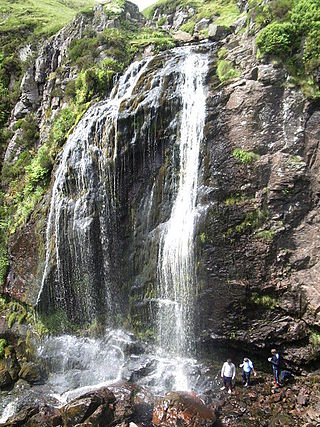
(0, 339, 7, 358)
(235, 208, 269, 233)
(311, 330, 320, 347)
(250, 292, 279, 309)
(216, 59, 240, 82)
(144, 0, 240, 31)
(224, 194, 248, 206)
(254, 229, 275, 242)
(233, 148, 260, 164)
(0, 294, 48, 336)
(0, 0, 97, 35)
(252, 0, 320, 97)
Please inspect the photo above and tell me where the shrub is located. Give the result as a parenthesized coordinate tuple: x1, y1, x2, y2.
(255, 21, 296, 57)
(303, 26, 320, 72)
(290, 0, 320, 34)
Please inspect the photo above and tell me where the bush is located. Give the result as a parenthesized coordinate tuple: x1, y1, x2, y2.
(303, 26, 320, 72)
(256, 21, 296, 57)
(290, 0, 320, 34)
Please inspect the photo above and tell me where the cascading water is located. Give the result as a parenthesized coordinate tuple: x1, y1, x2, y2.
(156, 52, 208, 389)
(0, 45, 215, 423)
(37, 59, 151, 323)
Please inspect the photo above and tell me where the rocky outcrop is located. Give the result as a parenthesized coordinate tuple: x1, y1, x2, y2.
(2, 383, 154, 426)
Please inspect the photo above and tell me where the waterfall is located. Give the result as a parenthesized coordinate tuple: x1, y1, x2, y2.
(156, 52, 208, 386)
(37, 59, 151, 323)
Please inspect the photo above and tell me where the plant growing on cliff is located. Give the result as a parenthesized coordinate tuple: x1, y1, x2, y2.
(250, 292, 279, 309)
(216, 60, 240, 83)
(256, 22, 296, 57)
(233, 148, 260, 164)
(0, 339, 7, 358)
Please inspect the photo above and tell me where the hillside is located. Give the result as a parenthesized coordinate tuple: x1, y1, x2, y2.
(0, 0, 98, 34)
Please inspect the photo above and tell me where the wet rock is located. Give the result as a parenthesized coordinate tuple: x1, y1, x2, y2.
(61, 388, 115, 426)
(152, 391, 216, 426)
(27, 405, 62, 427)
(3, 404, 39, 426)
(257, 64, 286, 85)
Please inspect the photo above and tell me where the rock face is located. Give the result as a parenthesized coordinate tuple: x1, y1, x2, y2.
(2, 2, 320, 369)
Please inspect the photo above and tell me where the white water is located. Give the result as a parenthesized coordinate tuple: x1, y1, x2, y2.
(157, 52, 208, 388)
(37, 59, 151, 318)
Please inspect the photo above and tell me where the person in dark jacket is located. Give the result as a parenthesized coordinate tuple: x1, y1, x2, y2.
(268, 349, 280, 386)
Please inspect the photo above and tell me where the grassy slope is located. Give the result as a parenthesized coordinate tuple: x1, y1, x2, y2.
(0, 0, 98, 35)
(143, 0, 239, 27)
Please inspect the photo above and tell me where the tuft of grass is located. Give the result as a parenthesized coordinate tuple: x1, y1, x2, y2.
(311, 331, 320, 347)
(235, 208, 269, 234)
(233, 148, 260, 164)
(254, 229, 275, 242)
(250, 292, 278, 309)
(224, 194, 248, 206)
(0, 339, 7, 358)
(251, 0, 320, 98)
(217, 59, 240, 82)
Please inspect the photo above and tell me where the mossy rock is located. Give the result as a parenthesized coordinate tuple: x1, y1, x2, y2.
(5, 349, 20, 382)
(0, 359, 14, 388)
(18, 361, 42, 384)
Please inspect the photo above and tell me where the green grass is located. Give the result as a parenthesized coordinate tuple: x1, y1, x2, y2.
(217, 59, 240, 82)
(233, 148, 260, 163)
(0, 0, 98, 35)
(144, 0, 240, 30)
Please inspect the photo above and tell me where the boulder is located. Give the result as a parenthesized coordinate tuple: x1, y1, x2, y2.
(153, 391, 216, 426)
(195, 18, 211, 33)
(172, 31, 193, 43)
(61, 388, 115, 426)
(208, 24, 231, 41)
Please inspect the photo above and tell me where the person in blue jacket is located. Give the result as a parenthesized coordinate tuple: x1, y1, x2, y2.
(268, 348, 280, 386)
(239, 357, 256, 386)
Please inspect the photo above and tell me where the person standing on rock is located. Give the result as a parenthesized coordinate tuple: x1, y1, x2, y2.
(268, 349, 280, 387)
(239, 357, 256, 387)
(220, 358, 236, 394)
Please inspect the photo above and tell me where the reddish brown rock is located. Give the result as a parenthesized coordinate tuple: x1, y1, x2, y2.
(152, 391, 216, 426)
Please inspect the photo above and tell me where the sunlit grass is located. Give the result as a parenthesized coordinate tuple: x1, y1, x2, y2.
(0, 0, 98, 35)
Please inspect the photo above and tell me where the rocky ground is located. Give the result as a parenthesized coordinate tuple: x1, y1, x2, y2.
(216, 371, 320, 427)
(1, 370, 319, 426)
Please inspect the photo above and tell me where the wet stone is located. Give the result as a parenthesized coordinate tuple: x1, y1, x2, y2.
(153, 391, 216, 426)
